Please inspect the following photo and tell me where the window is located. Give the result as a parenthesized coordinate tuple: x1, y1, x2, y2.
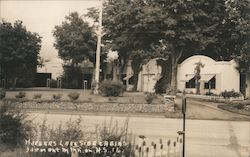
(204, 76, 216, 89)
(185, 77, 195, 88)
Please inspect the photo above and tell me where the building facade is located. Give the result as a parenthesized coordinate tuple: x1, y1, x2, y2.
(177, 55, 240, 95)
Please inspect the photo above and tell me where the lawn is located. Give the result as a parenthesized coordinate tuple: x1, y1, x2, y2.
(4, 88, 165, 104)
(1, 88, 175, 114)
(218, 100, 250, 116)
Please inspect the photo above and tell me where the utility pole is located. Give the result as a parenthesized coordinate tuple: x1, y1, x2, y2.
(178, 93, 186, 157)
(94, 0, 103, 94)
(182, 93, 186, 157)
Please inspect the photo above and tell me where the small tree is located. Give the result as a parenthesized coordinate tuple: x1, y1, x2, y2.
(107, 50, 119, 81)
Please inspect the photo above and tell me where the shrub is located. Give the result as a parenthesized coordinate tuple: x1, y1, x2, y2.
(50, 79, 57, 88)
(165, 87, 176, 95)
(154, 78, 168, 94)
(99, 80, 125, 97)
(0, 90, 6, 100)
(234, 103, 245, 110)
(68, 92, 80, 101)
(33, 93, 42, 99)
(0, 102, 34, 151)
(205, 92, 215, 96)
(144, 92, 157, 104)
(176, 89, 182, 93)
(15, 92, 26, 99)
(108, 97, 117, 102)
(189, 91, 194, 94)
(52, 93, 62, 100)
(220, 90, 241, 98)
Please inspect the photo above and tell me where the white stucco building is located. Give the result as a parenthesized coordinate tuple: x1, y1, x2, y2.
(177, 55, 240, 95)
(123, 59, 162, 92)
(137, 59, 162, 92)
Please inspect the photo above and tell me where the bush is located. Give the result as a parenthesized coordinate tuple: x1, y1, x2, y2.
(99, 80, 125, 97)
(220, 90, 241, 98)
(234, 103, 245, 110)
(205, 92, 215, 96)
(165, 87, 176, 95)
(52, 93, 62, 100)
(154, 78, 168, 94)
(176, 89, 182, 93)
(68, 92, 80, 101)
(0, 102, 34, 152)
(50, 79, 57, 88)
(144, 92, 157, 104)
(15, 92, 26, 99)
(33, 93, 42, 99)
(189, 91, 194, 94)
(0, 90, 6, 100)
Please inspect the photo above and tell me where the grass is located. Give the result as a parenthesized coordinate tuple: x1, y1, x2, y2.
(218, 103, 250, 116)
(3, 88, 165, 104)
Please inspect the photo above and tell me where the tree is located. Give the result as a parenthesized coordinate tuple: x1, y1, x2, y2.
(0, 20, 42, 88)
(53, 12, 96, 64)
(146, 0, 232, 93)
(107, 50, 119, 80)
(87, 0, 249, 93)
(87, 0, 163, 91)
(223, 0, 250, 71)
(53, 12, 97, 88)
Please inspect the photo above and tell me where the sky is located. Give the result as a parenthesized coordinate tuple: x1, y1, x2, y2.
(0, 0, 100, 79)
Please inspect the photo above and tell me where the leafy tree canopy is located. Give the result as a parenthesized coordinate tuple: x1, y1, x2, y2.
(87, 0, 250, 91)
(224, 0, 250, 71)
(53, 12, 97, 64)
(0, 20, 42, 88)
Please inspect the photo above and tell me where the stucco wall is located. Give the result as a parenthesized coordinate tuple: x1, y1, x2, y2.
(177, 55, 239, 94)
(137, 59, 162, 92)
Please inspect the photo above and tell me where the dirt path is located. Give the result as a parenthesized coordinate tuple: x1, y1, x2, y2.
(183, 99, 250, 121)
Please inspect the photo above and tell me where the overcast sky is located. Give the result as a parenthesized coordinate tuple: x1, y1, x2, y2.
(0, 0, 99, 78)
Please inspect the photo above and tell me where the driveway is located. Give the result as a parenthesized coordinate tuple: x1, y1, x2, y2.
(174, 98, 250, 121)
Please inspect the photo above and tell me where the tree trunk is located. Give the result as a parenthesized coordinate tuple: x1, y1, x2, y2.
(170, 54, 178, 94)
(112, 62, 118, 81)
(118, 57, 127, 81)
(131, 59, 142, 92)
(169, 50, 183, 94)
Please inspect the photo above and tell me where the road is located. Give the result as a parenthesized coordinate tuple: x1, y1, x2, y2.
(28, 112, 250, 157)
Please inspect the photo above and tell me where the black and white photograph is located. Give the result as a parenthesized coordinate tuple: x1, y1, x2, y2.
(0, 0, 250, 157)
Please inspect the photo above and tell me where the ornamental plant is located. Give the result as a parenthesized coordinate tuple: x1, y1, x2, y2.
(15, 92, 26, 99)
(68, 92, 80, 101)
(99, 80, 124, 97)
(52, 93, 62, 100)
(33, 93, 42, 99)
(220, 90, 242, 98)
(144, 92, 157, 104)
